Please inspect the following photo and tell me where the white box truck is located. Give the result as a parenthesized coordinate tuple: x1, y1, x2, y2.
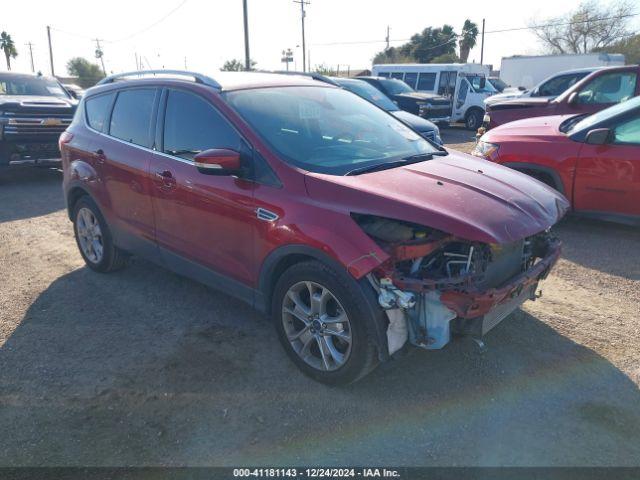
(499, 53, 625, 90)
(371, 63, 493, 129)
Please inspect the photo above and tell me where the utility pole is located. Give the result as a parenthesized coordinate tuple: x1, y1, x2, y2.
(242, 0, 251, 70)
(25, 42, 35, 72)
(294, 0, 310, 72)
(46, 26, 55, 76)
(385, 25, 390, 50)
(480, 18, 485, 65)
(94, 39, 106, 75)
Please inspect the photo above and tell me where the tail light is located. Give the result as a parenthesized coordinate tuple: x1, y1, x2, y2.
(59, 131, 74, 150)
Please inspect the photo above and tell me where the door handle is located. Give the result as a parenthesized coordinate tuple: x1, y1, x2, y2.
(154, 170, 176, 189)
(93, 149, 106, 164)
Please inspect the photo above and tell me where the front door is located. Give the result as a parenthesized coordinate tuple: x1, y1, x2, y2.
(574, 115, 640, 218)
(150, 88, 257, 287)
(437, 71, 458, 99)
(564, 70, 638, 117)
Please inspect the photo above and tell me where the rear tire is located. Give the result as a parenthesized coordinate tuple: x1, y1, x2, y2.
(72, 196, 127, 273)
(272, 260, 379, 385)
(465, 109, 483, 130)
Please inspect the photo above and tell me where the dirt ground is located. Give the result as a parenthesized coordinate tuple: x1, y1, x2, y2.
(1, 127, 639, 466)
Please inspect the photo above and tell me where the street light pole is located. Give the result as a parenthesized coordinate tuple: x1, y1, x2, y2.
(46, 26, 55, 76)
(242, 0, 251, 70)
(480, 18, 485, 65)
(294, 0, 310, 72)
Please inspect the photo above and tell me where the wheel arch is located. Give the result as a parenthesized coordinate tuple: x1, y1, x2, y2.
(258, 245, 390, 361)
(502, 162, 565, 194)
(66, 185, 92, 220)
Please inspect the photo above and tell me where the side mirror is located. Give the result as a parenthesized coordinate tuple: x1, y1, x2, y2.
(518, 86, 526, 91)
(567, 92, 578, 105)
(194, 148, 241, 175)
(585, 128, 612, 145)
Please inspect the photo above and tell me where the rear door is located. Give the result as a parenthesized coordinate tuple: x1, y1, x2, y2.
(99, 87, 159, 254)
(150, 88, 257, 286)
(574, 115, 640, 218)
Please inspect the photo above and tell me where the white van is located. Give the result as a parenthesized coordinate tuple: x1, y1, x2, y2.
(371, 63, 494, 129)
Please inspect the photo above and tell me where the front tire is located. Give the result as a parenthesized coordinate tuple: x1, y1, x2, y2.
(72, 196, 127, 273)
(272, 261, 379, 385)
(465, 109, 483, 130)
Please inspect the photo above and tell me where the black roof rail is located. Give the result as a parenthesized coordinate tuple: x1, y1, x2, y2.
(97, 70, 221, 89)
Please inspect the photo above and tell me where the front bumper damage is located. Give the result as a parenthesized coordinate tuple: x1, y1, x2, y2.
(367, 231, 561, 355)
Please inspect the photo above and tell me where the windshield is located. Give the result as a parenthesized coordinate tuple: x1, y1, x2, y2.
(0, 75, 70, 98)
(379, 78, 414, 95)
(224, 86, 437, 176)
(336, 79, 398, 111)
(466, 75, 497, 93)
(568, 96, 640, 134)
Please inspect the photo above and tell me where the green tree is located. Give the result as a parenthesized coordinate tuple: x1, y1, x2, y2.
(458, 19, 479, 63)
(373, 25, 458, 64)
(221, 59, 256, 71)
(372, 47, 416, 65)
(431, 52, 460, 63)
(0, 32, 18, 71)
(66, 57, 104, 88)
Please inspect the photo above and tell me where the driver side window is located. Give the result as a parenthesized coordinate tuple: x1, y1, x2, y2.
(613, 117, 640, 145)
(163, 90, 241, 161)
(577, 72, 637, 105)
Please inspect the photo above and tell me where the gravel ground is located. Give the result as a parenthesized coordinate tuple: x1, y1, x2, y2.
(0, 129, 639, 466)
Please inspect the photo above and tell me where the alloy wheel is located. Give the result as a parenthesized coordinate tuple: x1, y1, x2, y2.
(76, 207, 104, 264)
(282, 281, 352, 371)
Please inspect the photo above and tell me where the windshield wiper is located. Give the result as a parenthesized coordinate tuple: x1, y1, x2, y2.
(345, 153, 433, 176)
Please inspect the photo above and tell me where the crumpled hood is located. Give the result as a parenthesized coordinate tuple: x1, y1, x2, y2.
(304, 152, 569, 245)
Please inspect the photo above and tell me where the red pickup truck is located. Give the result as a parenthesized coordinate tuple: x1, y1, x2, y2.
(481, 65, 640, 131)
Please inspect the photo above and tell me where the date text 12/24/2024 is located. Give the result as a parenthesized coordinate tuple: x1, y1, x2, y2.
(233, 468, 401, 478)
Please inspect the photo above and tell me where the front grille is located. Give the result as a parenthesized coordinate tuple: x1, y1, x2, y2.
(2, 112, 72, 136)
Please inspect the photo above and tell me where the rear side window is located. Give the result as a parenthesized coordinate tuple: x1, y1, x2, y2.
(163, 90, 240, 160)
(85, 92, 115, 133)
(378, 72, 390, 78)
(390, 72, 404, 80)
(417, 73, 436, 91)
(109, 89, 156, 148)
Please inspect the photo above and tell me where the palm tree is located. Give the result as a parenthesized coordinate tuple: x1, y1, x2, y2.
(458, 20, 478, 63)
(0, 32, 18, 71)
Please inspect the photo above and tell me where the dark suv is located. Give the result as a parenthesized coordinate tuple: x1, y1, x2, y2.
(61, 70, 567, 384)
(357, 76, 451, 121)
(0, 72, 77, 167)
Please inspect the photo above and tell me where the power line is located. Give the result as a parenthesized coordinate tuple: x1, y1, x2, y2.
(108, 0, 189, 43)
(311, 11, 640, 47)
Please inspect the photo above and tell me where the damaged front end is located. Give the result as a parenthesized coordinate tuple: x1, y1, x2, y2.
(355, 214, 561, 355)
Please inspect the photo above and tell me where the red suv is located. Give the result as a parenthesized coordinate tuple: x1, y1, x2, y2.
(474, 97, 640, 225)
(482, 65, 640, 131)
(61, 70, 568, 384)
